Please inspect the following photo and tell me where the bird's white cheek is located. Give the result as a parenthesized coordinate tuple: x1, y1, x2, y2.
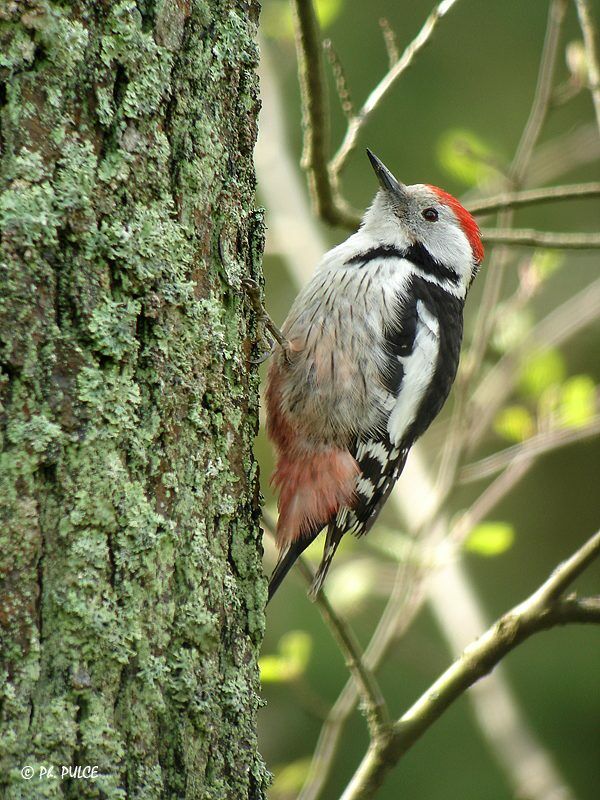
(425, 226, 472, 282)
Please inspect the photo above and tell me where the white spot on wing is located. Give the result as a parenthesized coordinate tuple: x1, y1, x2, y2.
(387, 301, 440, 445)
(357, 440, 389, 465)
(356, 477, 375, 500)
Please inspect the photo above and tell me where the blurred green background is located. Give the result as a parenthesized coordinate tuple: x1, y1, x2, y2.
(255, 1, 600, 798)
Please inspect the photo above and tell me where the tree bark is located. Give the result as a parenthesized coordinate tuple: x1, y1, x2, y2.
(0, 2, 267, 798)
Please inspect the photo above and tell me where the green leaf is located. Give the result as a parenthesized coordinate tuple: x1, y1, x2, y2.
(259, 631, 312, 683)
(530, 250, 563, 281)
(325, 560, 377, 610)
(466, 522, 515, 556)
(279, 630, 312, 668)
(437, 129, 498, 187)
(258, 655, 296, 683)
(262, 0, 343, 40)
(559, 375, 597, 428)
(519, 349, 566, 399)
(492, 307, 534, 353)
(494, 405, 534, 442)
(315, 0, 343, 29)
(272, 759, 312, 797)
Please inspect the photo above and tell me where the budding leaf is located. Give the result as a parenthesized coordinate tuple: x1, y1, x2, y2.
(559, 375, 596, 428)
(259, 630, 312, 683)
(492, 307, 534, 353)
(262, 0, 343, 39)
(519, 349, 566, 400)
(530, 250, 563, 281)
(494, 405, 534, 442)
(437, 128, 498, 187)
(466, 522, 515, 557)
(272, 759, 312, 796)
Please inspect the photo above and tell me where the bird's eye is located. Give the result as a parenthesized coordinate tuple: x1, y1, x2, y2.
(422, 207, 439, 222)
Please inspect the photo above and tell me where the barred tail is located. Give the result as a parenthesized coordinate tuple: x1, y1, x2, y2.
(308, 522, 344, 600)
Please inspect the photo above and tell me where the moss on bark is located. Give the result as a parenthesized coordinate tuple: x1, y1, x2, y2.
(0, 1, 268, 798)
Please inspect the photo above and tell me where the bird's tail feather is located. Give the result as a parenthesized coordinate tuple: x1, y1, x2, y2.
(308, 524, 343, 601)
(268, 538, 312, 603)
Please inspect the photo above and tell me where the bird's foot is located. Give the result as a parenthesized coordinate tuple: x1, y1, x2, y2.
(242, 278, 290, 362)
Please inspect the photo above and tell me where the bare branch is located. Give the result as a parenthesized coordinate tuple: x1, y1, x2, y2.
(262, 514, 390, 738)
(291, 0, 599, 243)
(466, 277, 600, 451)
(299, 558, 427, 800)
(481, 227, 600, 248)
(450, 459, 533, 545)
(529, 528, 600, 603)
(460, 417, 600, 483)
(323, 39, 355, 119)
(291, 0, 359, 227)
(469, 0, 568, 379)
(574, 0, 600, 134)
(468, 181, 600, 215)
(436, 0, 569, 499)
(378, 18, 399, 69)
(340, 531, 600, 800)
(511, 0, 569, 184)
(330, 0, 462, 180)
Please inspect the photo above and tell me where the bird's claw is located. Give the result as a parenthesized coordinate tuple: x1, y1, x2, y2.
(242, 277, 289, 361)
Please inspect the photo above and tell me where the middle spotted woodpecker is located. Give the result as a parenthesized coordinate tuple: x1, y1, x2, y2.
(266, 149, 484, 601)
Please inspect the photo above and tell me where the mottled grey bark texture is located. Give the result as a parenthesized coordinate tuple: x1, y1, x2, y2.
(0, 1, 268, 798)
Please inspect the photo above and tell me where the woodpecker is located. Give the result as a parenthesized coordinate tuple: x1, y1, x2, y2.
(266, 150, 484, 602)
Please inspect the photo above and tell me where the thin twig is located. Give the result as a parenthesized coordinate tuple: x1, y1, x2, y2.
(298, 554, 427, 800)
(511, 0, 569, 185)
(323, 39, 355, 119)
(291, 0, 359, 227)
(530, 528, 600, 602)
(460, 416, 600, 483)
(468, 0, 568, 383)
(378, 18, 399, 68)
(449, 0, 569, 497)
(466, 277, 600, 450)
(450, 459, 534, 545)
(468, 181, 600, 215)
(294, 559, 392, 737)
(574, 0, 600, 134)
(528, 123, 600, 185)
(340, 530, 600, 800)
(330, 0, 462, 180)
(481, 228, 600, 248)
(262, 514, 390, 738)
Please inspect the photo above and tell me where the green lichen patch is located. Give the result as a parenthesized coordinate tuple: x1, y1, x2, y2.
(1, 0, 267, 797)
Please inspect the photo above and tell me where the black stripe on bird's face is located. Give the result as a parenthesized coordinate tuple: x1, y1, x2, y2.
(346, 244, 404, 267)
(345, 242, 460, 285)
(402, 242, 459, 285)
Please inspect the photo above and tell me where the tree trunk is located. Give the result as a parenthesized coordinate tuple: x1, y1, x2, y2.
(0, 2, 267, 798)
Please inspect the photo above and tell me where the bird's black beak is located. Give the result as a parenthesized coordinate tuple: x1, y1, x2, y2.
(366, 149, 406, 197)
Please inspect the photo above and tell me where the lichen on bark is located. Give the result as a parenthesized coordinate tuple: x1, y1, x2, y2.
(0, 1, 268, 798)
